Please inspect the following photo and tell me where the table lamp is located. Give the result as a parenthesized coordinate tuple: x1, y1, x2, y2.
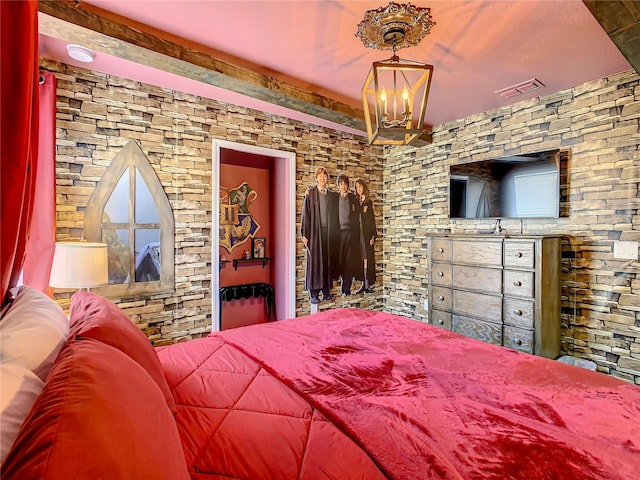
(49, 241, 109, 290)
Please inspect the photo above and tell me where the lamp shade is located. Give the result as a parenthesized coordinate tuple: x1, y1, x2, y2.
(49, 241, 109, 289)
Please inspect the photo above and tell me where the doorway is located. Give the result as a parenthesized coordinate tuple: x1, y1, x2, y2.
(212, 140, 296, 331)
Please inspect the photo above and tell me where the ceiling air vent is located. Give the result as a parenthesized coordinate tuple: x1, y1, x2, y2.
(494, 78, 545, 99)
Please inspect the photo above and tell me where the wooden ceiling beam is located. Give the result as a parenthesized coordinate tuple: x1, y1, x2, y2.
(38, 0, 368, 132)
(582, 0, 640, 75)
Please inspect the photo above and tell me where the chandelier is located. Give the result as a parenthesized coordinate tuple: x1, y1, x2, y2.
(356, 2, 434, 145)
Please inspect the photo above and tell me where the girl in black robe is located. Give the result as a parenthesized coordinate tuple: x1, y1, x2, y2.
(354, 178, 377, 294)
(335, 173, 360, 296)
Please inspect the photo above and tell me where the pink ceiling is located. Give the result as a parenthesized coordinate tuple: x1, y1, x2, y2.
(38, 0, 631, 137)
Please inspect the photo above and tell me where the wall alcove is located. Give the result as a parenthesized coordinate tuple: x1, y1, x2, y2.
(212, 140, 296, 331)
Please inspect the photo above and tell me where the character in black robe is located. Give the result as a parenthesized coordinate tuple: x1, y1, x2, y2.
(354, 178, 377, 294)
(301, 167, 339, 304)
(335, 173, 360, 295)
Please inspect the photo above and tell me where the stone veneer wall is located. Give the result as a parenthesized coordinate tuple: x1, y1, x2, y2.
(42, 60, 384, 345)
(383, 70, 640, 384)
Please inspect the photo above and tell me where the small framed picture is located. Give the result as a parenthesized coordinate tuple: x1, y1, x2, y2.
(253, 237, 266, 259)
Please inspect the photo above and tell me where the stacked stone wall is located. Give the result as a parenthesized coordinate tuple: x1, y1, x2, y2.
(383, 70, 640, 383)
(43, 59, 384, 344)
(44, 59, 640, 382)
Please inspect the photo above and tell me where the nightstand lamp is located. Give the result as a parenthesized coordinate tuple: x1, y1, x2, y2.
(49, 241, 109, 291)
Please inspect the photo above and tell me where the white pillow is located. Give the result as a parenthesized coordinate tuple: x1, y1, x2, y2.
(0, 364, 44, 464)
(0, 286, 69, 381)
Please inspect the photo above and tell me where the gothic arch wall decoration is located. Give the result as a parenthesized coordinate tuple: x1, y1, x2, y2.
(85, 139, 174, 297)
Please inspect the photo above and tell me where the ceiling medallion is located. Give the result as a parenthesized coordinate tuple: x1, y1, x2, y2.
(356, 2, 435, 146)
(355, 2, 435, 51)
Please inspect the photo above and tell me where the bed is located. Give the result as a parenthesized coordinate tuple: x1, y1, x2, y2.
(2, 289, 640, 479)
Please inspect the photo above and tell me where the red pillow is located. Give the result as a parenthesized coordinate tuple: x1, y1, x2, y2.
(1, 338, 190, 480)
(69, 291, 176, 413)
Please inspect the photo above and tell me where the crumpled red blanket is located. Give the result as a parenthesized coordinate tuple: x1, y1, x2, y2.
(157, 329, 386, 479)
(219, 308, 640, 480)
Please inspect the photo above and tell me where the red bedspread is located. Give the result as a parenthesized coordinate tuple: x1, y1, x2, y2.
(159, 308, 640, 479)
(218, 309, 640, 480)
(157, 328, 385, 479)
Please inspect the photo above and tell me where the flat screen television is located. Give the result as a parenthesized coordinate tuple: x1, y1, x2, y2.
(449, 149, 568, 219)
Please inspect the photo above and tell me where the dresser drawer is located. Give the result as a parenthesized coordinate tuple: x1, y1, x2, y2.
(432, 287, 453, 311)
(503, 297, 534, 329)
(452, 290, 502, 321)
(431, 238, 451, 261)
(430, 310, 452, 330)
(452, 239, 502, 265)
(453, 265, 501, 294)
(452, 315, 502, 345)
(503, 326, 534, 354)
(431, 263, 452, 286)
(504, 240, 535, 268)
(503, 270, 534, 297)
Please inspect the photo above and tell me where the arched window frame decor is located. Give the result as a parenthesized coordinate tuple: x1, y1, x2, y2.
(85, 140, 174, 298)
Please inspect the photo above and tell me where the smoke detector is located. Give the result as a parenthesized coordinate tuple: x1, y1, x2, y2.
(66, 44, 95, 63)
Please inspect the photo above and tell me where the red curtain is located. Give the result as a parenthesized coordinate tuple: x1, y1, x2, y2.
(0, 0, 39, 304)
(22, 72, 57, 297)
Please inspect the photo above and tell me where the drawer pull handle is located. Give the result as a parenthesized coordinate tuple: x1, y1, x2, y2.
(437, 319, 444, 325)
(513, 281, 522, 286)
(514, 309, 523, 316)
(514, 251, 523, 257)
(437, 248, 444, 253)
(514, 339, 523, 346)
(438, 295, 445, 301)
(437, 271, 444, 277)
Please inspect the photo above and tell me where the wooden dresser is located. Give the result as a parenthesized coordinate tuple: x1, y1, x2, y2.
(427, 234, 562, 358)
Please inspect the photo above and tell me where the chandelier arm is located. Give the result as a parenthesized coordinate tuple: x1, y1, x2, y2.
(400, 70, 411, 88)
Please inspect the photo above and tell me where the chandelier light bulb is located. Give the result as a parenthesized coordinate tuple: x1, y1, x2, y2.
(380, 87, 388, 115)
(402, 85, 410, 114)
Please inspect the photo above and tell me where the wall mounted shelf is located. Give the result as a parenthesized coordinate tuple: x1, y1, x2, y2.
(233, 257, 271, 270)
